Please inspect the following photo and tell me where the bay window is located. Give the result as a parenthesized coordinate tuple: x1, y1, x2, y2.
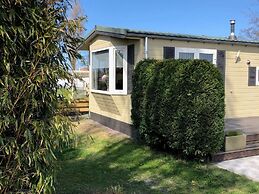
(90, 46, 127, 94)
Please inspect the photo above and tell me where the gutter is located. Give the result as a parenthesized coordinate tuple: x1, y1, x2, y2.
(79, 26, 259, 50)
(127, 32, 259, 47)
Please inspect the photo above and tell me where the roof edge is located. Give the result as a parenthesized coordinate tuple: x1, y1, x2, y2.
(80, 25, 259, 50)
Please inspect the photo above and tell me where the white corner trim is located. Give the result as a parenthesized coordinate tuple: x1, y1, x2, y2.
(256, 67, 259, 86)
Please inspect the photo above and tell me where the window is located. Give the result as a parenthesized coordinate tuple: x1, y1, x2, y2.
(163, 47, 175, 59)
(115, 50, 124, 90)
(179, 52, 194, 59)
(199, 53, 213, 63)
(175, 47, 217, 64)
(92, 49, 109, 91)
(90, 46, 127, 94)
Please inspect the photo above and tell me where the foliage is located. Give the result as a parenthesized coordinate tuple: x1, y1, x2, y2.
(56, 120, 259, 193)
(242, 15, 259, 40)
(0, 0, 85, 193)
(132, 59, 225, 158)
(131, 59, 157, 132)
(225, 130, 243, 137)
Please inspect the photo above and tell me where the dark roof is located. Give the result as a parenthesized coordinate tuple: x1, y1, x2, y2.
(81, 25, 259, 48)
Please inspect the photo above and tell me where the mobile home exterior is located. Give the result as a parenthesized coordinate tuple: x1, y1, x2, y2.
(80, 25, 259, 137)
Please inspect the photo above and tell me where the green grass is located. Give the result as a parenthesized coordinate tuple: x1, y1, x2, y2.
(56, 120, 259, 194)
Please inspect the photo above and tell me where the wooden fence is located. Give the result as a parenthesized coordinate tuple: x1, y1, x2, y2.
(69, 97, 89, 113)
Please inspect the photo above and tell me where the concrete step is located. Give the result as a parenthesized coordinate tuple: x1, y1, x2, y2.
(212, 145, 259, 162)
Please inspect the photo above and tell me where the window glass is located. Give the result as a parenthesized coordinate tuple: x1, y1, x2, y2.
(200, 53, 213, 63)
(115, 50, 123, 90)
(92, 50, 109, 91)
(163, 47, 175, 59)
(179, 52, 194, 59)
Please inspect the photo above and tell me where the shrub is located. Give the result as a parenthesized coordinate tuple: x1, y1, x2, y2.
(132, 59, 225, 158)
(131, 59, 157, 131)
(0, 0, 84, 192)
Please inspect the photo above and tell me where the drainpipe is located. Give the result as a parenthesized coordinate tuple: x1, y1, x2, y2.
(144, 37, 148, 59)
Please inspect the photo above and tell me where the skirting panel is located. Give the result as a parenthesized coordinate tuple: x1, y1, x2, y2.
(90, 112, 138, 139)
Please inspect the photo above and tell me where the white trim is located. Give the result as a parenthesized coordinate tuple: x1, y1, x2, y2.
(144, 37, 148, 59)
(89, 46, 128, 95)
(175, 47, 217, 64)
(111, 46, 128, 94)
(256, 67, 259, 86)
(89, 47, 112, 95)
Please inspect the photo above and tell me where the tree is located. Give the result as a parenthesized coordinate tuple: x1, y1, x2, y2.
(69, 0, 87, 70)
(243, 14, 259, 40)
(0, 0, 85, 193)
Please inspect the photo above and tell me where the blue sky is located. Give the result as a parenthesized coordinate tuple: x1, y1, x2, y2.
(80, 0, 259, 38)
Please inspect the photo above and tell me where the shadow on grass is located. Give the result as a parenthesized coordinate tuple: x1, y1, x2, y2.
(56, 136, 259, 194)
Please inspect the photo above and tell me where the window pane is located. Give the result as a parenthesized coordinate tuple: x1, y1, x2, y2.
(200, 53, 213, 63)
(164, 47, 175, 59)
(92, 50, 109, 91)
(115, 50, 123, 90)
(179, 52, 194, 59)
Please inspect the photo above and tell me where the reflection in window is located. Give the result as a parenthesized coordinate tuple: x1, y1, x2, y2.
(200, 53, 213, 63)
(179, 52, 194, 59)
(92, 50, 109, 91)
(115, 50, 123, 90)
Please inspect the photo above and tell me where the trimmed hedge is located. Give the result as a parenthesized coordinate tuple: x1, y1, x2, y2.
(132, 59, 225, 158)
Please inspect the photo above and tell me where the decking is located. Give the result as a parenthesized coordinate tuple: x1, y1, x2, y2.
(70, 98, 89, 113)
(212, 117, 259, 162)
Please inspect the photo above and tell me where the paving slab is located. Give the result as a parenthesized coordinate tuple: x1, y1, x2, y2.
(216, 155, 259, 182)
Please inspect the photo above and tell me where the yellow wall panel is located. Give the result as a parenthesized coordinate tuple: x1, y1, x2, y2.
(87, 35, 259, 122)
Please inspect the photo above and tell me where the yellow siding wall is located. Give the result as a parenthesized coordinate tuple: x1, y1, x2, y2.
(225, 51, 259, 118)
(89, 93, 132, 124)
(147, 38, 259, 119)
(88, 35, 259, 123)
(89, 35, 140, 124)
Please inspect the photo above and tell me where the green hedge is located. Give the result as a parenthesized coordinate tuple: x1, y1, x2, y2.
(132, 59, 225, 158)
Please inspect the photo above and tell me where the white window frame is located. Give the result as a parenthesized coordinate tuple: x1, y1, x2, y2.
(175, 47, 217, 64)
(256, 67, 259, 86)
(89, 46, 128, 95)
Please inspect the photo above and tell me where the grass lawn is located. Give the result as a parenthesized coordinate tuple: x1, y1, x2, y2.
(56, 119, 259, 194)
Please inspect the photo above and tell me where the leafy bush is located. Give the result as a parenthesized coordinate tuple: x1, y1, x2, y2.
(131, 59, 157, 131)
(0, 0, 84, 192)
(132, 59, 225, 158)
